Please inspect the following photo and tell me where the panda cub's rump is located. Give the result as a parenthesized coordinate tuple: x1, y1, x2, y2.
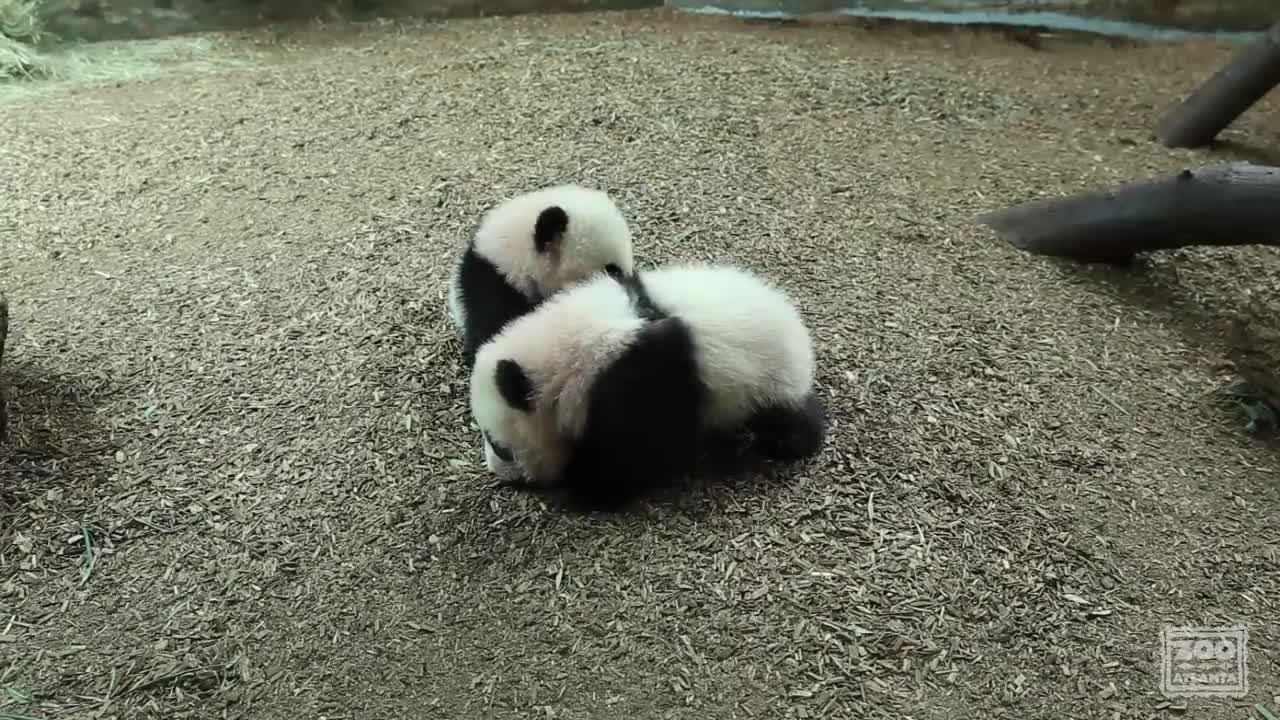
(447, 184, 635, 368)
(470, 263, 826, 509)
(633, 264, 824, 459)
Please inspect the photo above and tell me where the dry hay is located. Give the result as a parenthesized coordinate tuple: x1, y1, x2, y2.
(1, 8, 1279, 720)
(0, 0, 261, 101)
(0, 34, 260, 103)
(0, 33, 41, 78)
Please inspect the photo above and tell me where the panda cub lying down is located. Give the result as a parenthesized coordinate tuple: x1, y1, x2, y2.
(468, 262, 827, 510)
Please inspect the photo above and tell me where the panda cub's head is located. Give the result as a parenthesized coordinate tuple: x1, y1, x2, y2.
(468, 273, 652, 486)
(473, 184, 636, 302)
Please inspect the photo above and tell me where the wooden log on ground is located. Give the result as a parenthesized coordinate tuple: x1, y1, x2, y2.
(976, 162, 1280, 259)
(1156, 20, 1280, 149)
(0, 291, 7, 442)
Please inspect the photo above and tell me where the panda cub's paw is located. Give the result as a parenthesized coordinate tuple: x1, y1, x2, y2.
(746, 392, 828, 461)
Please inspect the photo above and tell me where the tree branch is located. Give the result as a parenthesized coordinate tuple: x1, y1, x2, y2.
(1156, 20, 1280, 149)
(976, 162, 1280, 259)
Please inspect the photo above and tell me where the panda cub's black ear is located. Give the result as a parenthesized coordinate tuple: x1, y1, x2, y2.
(495, 359, 536, 412)
(533, 206, 569, 254)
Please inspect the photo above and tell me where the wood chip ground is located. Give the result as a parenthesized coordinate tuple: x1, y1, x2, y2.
(1, 9, 1278, 719)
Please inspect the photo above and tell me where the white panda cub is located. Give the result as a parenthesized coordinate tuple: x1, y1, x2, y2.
(469, 262, 827, 510)
(446, 184, 636, 369)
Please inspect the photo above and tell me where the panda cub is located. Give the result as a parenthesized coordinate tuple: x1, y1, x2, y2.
(469, 262, 827, 510)
(447, 184, 636, 369)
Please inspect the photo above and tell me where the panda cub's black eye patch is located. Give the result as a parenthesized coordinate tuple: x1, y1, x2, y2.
(484, 432, 515, 463)
(605, 264, 623, 279)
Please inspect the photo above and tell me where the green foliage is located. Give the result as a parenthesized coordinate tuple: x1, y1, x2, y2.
(0, 0, 42, 43)
(0, 0, 44, 78)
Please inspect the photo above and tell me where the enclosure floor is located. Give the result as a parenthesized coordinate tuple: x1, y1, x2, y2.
(2, 8, 1279, 719)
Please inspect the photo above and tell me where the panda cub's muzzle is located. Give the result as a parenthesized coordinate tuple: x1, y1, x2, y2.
(482, 431, 536, 488)
(483, 431, 515, 463)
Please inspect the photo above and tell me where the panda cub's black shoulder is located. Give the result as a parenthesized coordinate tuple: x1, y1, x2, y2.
(456, 245, 536, 367)
(558, 310, 707, 511)
(615, 272, 669, 321)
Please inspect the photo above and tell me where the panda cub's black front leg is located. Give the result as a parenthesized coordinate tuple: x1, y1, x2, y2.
(745, 391, 828, 461)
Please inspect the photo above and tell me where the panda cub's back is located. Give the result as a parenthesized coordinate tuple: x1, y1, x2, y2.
(639, 264, 815, 427)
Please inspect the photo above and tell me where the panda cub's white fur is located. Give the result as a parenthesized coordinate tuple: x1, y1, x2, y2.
(470, 262, 826, 508)
(446, 278, 465, 339)
(637, 264, 816, 430)
(446, 184, 635, 366)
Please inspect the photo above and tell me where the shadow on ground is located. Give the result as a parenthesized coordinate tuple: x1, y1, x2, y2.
(411, 438, 819, 584)
(1205, 136, 1280, 166)
(0, 359, 117, 512)
(1036, 249, 1280, 453)
(498, 441, 803, 514)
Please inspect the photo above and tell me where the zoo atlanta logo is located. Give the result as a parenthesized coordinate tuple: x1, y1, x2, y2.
(1160, 625, 1249, 698)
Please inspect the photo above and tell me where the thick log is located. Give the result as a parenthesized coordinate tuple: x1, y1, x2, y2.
(976, 162, 1280, 259)
(1156, 20, 1280, 148)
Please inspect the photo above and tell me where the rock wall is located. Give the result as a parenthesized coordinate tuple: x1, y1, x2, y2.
(27, 0, 1280, 45)
(34, 0, 661, 44)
